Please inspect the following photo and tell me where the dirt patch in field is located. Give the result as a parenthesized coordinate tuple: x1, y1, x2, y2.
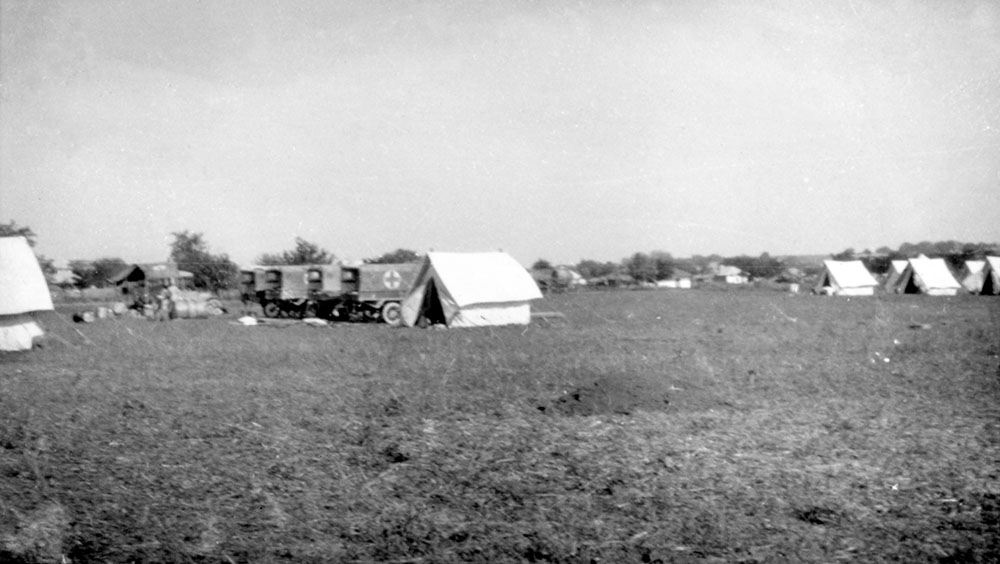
(538, 375, 672, 416)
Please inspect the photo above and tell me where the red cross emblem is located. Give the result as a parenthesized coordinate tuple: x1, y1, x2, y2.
(383, 269, 402, 289)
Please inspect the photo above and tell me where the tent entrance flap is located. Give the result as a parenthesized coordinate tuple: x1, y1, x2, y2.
(419, 278, 447, 326)
(983, 273, 997, 295)
(902, 274, 921, 294)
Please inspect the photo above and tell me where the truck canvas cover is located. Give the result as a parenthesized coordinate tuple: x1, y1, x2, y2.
(353, 263, 419, 302)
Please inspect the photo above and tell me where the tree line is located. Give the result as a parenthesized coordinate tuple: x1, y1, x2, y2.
(3, 222, 423, 291)
(57, 231, 244, 292)
(5, 219, 997, 291)
(535, 251, 787, 283)
(536, 241, 999, 284)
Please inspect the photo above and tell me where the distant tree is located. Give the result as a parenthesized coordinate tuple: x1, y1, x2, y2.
(625, 252, 657, 283)
(366, 248, 422, 264)
(831, 248, 855, 261)
(749, 252, 784, 279)
(957, 242, 1000, 261)
(531, 259, 553, 270)
(689, 254, 723, 273)
(650, 251, 675, 280)
(1, 220, 56, 281)
(68, 260, 92, 286)
(257, 237, 335, 265)
(0, 220, 37, 244)
(575, 260, 597, 278)
(169, 230, 238, 291)
(898, 241, 937, 257)
(722, 255, 753, 277)
(718, 254, 782, 279)
(862, 255, 893, 276)
(890, 240, 1000, 262)
(255, 253, 285, 265)
(672, 258, 699, 275)
(933, 241, 962, 256)
(70, 257, 126, 288)
(835, 240, 1000, 273)
(576, 259, 618, 279)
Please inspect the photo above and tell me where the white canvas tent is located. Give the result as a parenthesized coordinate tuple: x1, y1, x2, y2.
(0, 237, 55, 351)
(894, 257, 962, 296)
(401, 252, 543, 328)
(814, 260, 879, 296)
(977, 256, 1000, 295)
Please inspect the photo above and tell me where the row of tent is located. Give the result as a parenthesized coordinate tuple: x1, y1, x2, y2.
(815, 256, 1000, 296)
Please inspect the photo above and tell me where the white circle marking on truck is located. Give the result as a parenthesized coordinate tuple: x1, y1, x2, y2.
(383, 269, 402, 289)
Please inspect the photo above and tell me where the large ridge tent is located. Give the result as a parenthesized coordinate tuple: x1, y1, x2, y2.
(0, 236, 55, 351)
(894, 257, 962, 296)
(401, 252, 543, 328)
(961, 260, 986, 293)
(977, 256, 1000, 295)
(814, 260, 879, 296)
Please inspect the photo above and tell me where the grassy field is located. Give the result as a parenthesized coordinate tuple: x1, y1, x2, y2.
(1, 289, 998, 563)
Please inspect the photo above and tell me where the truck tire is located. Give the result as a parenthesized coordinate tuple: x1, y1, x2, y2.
(262, 301, 280, 318)
(381, 302, 402, 326)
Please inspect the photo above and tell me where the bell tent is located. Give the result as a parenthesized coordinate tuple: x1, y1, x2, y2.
(401, 252, 543, 328)
(0, 236, 55, 351)
(893, 257, 962, 296)
(813, 260, 879, 296)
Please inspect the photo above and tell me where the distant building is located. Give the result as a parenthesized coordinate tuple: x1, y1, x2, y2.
(531, 265, 585, 292)
(48, 264, 79, 288)
(110, 263, 194, 306)
(656, 269, 693, 289)
(714, 264, 748, 285)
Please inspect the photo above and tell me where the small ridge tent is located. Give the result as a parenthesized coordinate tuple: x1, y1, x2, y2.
(883, 260, 909, 292)
(961, 260, 986, 293)
(814, 260, 879, 296)
(0, 236, 54, 351)
(894, 257, 962, 296)
(978, 256, 1000, 295)
(401, 252, 543, 328)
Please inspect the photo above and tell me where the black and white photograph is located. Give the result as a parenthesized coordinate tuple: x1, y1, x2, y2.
(2, 1, 998, 562)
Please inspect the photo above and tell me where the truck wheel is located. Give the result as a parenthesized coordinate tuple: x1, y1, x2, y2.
(381, 302, 402, 326)
(262, 301, 280, 318)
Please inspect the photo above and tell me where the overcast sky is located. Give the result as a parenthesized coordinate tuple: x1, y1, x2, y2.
(2, 0, 998, 267)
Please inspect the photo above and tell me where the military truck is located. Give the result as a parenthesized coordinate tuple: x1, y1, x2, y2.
(323, 263, 420, 326)
(239, 268, 266, 314)
(243, 263, 417, 324)
(254, 264, 341, 318)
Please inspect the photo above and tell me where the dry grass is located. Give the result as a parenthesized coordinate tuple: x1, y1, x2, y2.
(1, 290, 998, 563)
